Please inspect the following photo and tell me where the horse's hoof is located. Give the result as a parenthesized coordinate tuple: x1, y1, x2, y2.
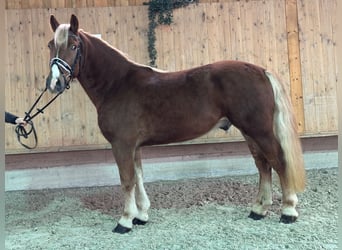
(248, 211, 266, 220)
(133, 218, 147, 225)
(112, 223, 132, 234)
(280, 214, 297, 224)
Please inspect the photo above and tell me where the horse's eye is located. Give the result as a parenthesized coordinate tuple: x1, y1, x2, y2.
(71, 45, 77, 50)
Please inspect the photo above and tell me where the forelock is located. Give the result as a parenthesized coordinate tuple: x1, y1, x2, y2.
(54, 24, 70, 48)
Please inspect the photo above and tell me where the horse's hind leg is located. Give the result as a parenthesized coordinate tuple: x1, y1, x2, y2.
(133, 148, 151, 225)
(247, 133, 300, 223)
(244, 135, 273, 219)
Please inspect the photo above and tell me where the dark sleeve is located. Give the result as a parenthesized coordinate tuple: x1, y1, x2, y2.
(5, 112, 18, 124)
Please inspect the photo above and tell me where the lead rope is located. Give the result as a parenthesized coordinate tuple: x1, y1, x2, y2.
(15, 86, 66, 149)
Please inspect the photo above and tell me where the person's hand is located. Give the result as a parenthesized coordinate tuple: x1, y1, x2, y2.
(15, 118, 27, 126)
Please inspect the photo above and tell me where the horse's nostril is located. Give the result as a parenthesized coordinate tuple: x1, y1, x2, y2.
(55, 80, 60, 91)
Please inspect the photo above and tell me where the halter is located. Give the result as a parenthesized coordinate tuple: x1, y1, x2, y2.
(49, 42, 81, 88)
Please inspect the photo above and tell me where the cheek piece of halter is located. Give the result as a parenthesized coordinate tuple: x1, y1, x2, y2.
(14, 36, 82, 149)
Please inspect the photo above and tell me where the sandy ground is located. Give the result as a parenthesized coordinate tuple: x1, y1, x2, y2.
(5, 167, 337, 250)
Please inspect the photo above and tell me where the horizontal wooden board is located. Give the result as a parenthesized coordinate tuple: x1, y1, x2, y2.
(5, 0, 266, 9)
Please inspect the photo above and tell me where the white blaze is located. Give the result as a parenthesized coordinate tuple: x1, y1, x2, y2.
(52, 64, 60, 78)
(50, 64, 60, 90)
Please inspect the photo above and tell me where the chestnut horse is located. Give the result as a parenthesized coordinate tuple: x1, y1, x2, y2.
(46, 15, 305, 234)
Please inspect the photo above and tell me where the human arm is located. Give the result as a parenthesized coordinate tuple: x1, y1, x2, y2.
(5, 112, 26, 125)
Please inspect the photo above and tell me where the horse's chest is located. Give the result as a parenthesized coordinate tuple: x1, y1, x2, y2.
(97, 102, 140, 142)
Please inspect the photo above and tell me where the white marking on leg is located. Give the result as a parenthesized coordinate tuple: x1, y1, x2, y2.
(118, 185, 138, 229)
(135, 167, 150, 222)
(282, 193, 299, 217)
(252, 178, 273, 216)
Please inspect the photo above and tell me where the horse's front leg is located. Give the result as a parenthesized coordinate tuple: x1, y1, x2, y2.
(111, 143, 139, 234)
(133, 148, 151, 225)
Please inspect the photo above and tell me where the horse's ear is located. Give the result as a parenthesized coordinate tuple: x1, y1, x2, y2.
(70, 14, 79, 34)
(50, 15, 60, 32)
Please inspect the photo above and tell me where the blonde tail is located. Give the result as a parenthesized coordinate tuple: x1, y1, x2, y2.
(265, 71, 306, 192)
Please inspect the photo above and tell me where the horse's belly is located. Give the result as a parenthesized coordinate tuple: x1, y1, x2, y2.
(141, 114, 221, 146)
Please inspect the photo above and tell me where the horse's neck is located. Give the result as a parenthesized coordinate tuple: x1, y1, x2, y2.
(77, 32, 132, 109)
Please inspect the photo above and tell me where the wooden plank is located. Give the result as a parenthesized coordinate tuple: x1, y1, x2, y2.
(172, 7, 186, 71)
(4, 0, 233, 9)
(313, 0, 329, 132)
(152, 12, 165, 68)
(116, 0, 129, 7)
(126, 8, 139, 61)
(169, 4, 208, 70)
(116, 7, 130, 53)
(285, 0, 305, 133)
(135, 6, 150, 64)
(178, 6, 194, 68)
(134, 0, 146, 6)
(5, 10, 20, 150)
(297, 0, 316, 134)
(30, 7, 46, 84)
(227, 1, 242, 61)
(74, 0, 88, 8)
(42, 0, 52, 8)
(20, 9, 35, 120)
(318, 0, 338, 132)
(19, 10, 35, 91)
(195, 4, 210, 66)
(205, 3, 223, 63)
(94, 0, 108, 7)
(272, 0, 290, 80)
(238, 0, 254, 63)
(101, 7, 118, 49)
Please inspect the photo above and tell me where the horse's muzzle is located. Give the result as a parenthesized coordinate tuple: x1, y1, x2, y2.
(46, 74, 66, 94)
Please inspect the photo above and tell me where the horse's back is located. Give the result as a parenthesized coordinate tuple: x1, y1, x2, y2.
(133, 60, 274, 127)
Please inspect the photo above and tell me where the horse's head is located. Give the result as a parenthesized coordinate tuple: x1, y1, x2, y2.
(46, 14, 82, 93)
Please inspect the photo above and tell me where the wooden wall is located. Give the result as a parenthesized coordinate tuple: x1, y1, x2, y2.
(297, 0, 338, 135)
(5, 0, 338, 154)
